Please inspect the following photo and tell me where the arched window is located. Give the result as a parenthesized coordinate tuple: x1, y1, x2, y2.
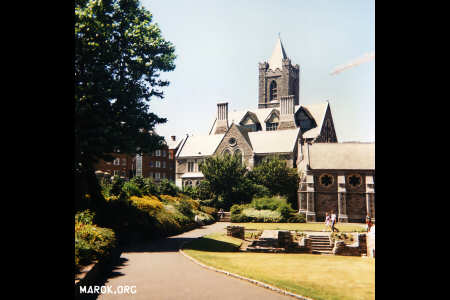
(234, 149, 242, 157)
(270, 80, 277, 101)
(222, 149, 232, 156)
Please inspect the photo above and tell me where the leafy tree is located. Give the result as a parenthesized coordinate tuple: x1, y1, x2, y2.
(249, 156, 299, 209)
(199, 155, 249, 209)
(74, 0, 176, 209)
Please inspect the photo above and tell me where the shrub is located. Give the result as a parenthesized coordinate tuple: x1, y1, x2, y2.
(252, 184, 271, 198)
(75, 220, 116, 269)
(251, 196, 287, 211)
(143, 177, 159, 195)
(110, 177, 125, 196)
(177, 200, 194, 219)
(230, 204, 244, 216)
(159, 179, 179, 196)
(288, 213, 306, 223)
(129, 176, 148, 193)
(75, 209, 95, 225)
(122, 181, 142, 197)
(129, 195, 163, 214)
(242, 208, 282, 222)
(277, 202, 295, 222)
(159, 194, 179, 204)
(199, 205, 217, 216)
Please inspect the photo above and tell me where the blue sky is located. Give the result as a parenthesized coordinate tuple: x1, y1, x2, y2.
(141, 0, 374, 142)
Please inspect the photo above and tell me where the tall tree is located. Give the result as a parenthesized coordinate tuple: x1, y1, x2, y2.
(199, 154, 251, 209)
(75, 0, 176, 209)
(249, 156, 299, 209)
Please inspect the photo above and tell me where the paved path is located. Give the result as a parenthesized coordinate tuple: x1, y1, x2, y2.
(93, 222, 292, 300)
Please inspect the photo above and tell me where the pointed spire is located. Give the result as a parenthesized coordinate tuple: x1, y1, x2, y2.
(268, 36, 287, 71)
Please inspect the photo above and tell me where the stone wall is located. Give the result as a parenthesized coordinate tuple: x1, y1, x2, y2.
(332, 234, 367, 256)
(214, 124, 254, 168)
(226, 226, 245, 239)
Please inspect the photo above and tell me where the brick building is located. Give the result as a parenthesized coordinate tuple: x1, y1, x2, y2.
(94, 136, 183, 183)
(175, 37, 375, 223)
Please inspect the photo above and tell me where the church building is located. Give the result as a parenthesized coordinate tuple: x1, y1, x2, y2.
(175, 38, 374, 223)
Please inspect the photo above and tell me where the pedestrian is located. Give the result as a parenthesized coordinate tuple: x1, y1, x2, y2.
(324, 212, 331, 232)
(331, 210, 337, 232)
(366, 215, 372, 232)
(218, 208, 224, 219)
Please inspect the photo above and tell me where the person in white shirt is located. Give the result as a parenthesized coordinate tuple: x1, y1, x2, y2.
(330, 211, 337, 232)
(324, 212, 331, 232)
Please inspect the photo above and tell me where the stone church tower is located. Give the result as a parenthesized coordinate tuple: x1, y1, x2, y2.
(258, 37, 300, 109)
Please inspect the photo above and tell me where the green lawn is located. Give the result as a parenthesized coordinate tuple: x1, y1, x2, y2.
(233, 222, 366, 232)
(183, 233, 374, 300)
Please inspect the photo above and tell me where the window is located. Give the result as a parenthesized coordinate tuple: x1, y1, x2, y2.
(156, 161, 161, 168)
(222, 149, 232, 156)
(149, 161, 154, 167)
(121, 158, 126, 166)
(234, 149, 242, 157)
(162, 161, 166, 168)
(162, 150, 166, 157)
(113, 170, 119, 176)
(243, 124, 257, 132)
(113, 158, 120, 165)
(228, 137, 236, 146)
(156, 150, 161, 156)
(155, 172, 160, 180)
(149, 171, 153, 178)
(270, 80, 277, 101)
(162, 172, 166, 179)
(266, 122, 278, 131)
(188, 161, 194, 172)
(319, 174, 334, 188)
(347, 174, 362, 188)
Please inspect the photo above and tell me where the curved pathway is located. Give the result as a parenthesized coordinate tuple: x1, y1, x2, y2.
(95, 222, 292, 300)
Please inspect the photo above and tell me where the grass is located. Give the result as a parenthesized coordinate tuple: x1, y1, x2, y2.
(233, 222, 366, 232)
(183, 233, 374, 300)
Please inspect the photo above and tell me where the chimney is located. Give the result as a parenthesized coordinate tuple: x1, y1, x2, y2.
(171, 135, 176, 141)
(214, 102, 229, 134)
(278, 95, 296, 130)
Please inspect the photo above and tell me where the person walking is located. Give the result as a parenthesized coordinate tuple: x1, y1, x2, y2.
(324, 212, 331, 232)
(366, 215, 372, 232)
(331, 211, 337, 232)
(218, 208, 224, 220)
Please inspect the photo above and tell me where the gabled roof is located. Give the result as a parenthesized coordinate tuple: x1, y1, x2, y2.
(248, 128, 300, 154)
(268, 37, 288, 71)
(301, 102, 329, 139)
(307, 143, 375, 170)
(177, 134, 225, 158)
(208, 102, 330, 139)
(165, 137, 184, 150)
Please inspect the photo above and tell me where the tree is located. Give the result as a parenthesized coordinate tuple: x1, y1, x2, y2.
(75, 0, 176, 209)
(249, 156, 299, 209)
(199, 154, 250, 209)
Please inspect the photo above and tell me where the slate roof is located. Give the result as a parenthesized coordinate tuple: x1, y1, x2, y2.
(248, 128, 300, 154)
(176, 134, 225, 158)
(165, 137, 184, 150)
(307, 143, 375, 170)
(208, 102, 329, 140)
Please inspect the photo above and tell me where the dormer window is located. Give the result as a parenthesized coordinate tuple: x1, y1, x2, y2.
(270, 80, 277, 101)
(266, 122, 278, 131)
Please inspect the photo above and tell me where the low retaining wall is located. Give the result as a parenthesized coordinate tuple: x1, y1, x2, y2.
(332, 234, 367, 256)
(226, 226, 245, 239)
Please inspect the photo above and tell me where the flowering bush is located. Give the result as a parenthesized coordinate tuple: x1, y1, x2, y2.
(129, 195, 163, 214)
(159, 194, 179, 204)
(75, 210, 116, 270)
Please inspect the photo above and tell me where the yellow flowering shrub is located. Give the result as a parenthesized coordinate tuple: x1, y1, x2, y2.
(159, 194, 179, 203)
(129, 195, 163, 213)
